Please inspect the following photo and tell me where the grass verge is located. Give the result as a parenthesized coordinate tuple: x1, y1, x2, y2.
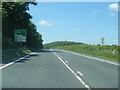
(57, 47, 118, 62)
(2, 49, 31, 63)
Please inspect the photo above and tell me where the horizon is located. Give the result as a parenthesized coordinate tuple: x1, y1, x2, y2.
(43, 40, 119, 46)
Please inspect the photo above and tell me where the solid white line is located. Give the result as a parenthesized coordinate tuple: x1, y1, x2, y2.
(58, 49, 120, 66)
(51, 49, 90, 89)
(0, 53, 33, 70)
(0, 62, 14, 70)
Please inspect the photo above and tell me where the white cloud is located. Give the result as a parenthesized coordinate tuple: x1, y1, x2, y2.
(39, 20, 53, 26)
(73, 28, 78, 31)
(93, 9, 102, 14)
(108, 3, 118, 11)
(110, 13, 117, 16)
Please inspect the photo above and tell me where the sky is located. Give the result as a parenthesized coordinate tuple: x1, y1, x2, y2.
(29, 2, 118, 45)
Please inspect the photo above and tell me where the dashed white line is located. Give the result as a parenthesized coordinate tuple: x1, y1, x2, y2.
(58, 49, 120, 66)
(51, 49, 91, 89)
(77, 71, 83, 77)
(65, 61, 68, 64)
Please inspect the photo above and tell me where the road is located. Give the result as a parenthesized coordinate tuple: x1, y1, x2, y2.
(1, 49, 119, 89)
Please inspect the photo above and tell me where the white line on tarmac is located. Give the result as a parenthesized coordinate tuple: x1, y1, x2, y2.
(0, 52, 36, 70)
(77, 71, 83, 76)
(51, 49, 91, 90)
(58, 49, 120, 66)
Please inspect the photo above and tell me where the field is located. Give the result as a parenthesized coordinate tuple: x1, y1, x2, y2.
(57, 44, 119, 62)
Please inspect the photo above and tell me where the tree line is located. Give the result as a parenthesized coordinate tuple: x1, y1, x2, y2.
(2, 2, 43, 50)
(44, 41, 84, 49)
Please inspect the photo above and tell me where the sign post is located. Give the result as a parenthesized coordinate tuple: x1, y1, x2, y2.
(14, 29, 27, 48)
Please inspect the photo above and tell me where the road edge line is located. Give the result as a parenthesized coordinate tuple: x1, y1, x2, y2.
(0, 52, 36, 70)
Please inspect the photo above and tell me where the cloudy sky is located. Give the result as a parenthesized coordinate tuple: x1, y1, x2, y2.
(29, 2, 118, 45)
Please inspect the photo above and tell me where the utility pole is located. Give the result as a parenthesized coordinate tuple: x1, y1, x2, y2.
(101, 37, 105, 51)
(101, 37, 104, 45)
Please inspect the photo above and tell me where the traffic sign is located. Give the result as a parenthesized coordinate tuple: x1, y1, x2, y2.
(14, 29, 27, 42)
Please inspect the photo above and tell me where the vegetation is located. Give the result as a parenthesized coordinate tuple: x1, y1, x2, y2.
(1, 2, 43, 62)
(2, 2, 43, 50)
(44, 41, 119, 62)
(44, 41, 84, 49)
(2, 49, 31, 63)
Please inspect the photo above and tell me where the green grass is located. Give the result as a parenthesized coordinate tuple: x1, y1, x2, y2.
(2, 49, 31, 63)
(57, 46, 118, 62)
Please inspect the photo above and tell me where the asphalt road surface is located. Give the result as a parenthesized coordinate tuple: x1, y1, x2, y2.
(1, 49, 119, 89)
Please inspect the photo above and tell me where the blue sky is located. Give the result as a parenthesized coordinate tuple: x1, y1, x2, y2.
(29, 2, 118, 45)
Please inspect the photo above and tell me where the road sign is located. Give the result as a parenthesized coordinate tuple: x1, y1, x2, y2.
(14, 29, 27, 42)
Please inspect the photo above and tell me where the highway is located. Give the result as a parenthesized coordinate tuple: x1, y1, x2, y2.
(1, 49, 119, 89)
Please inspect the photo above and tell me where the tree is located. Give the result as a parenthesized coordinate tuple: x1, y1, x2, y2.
(2, 2, 43, 49)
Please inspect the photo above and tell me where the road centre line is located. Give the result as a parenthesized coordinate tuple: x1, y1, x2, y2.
(51, 49, 91, 90)
(0, 52, 36, 70)
(58, 49, 120, 66)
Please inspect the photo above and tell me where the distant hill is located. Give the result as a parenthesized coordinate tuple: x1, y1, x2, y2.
(44, 41, 84, 49)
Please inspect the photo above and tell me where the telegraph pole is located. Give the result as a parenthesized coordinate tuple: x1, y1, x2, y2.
(101, 37, 105, 50)
(101, 37, 104, 45)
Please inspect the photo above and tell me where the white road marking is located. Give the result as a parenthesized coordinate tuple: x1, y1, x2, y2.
(51, 49, 90, 89)
(58, 49, 120, 66)
(0, 52, 35, 70)
(0, 62, 15, 70)
(77, 71, 83, 77)
(65, 61, 68, 64)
